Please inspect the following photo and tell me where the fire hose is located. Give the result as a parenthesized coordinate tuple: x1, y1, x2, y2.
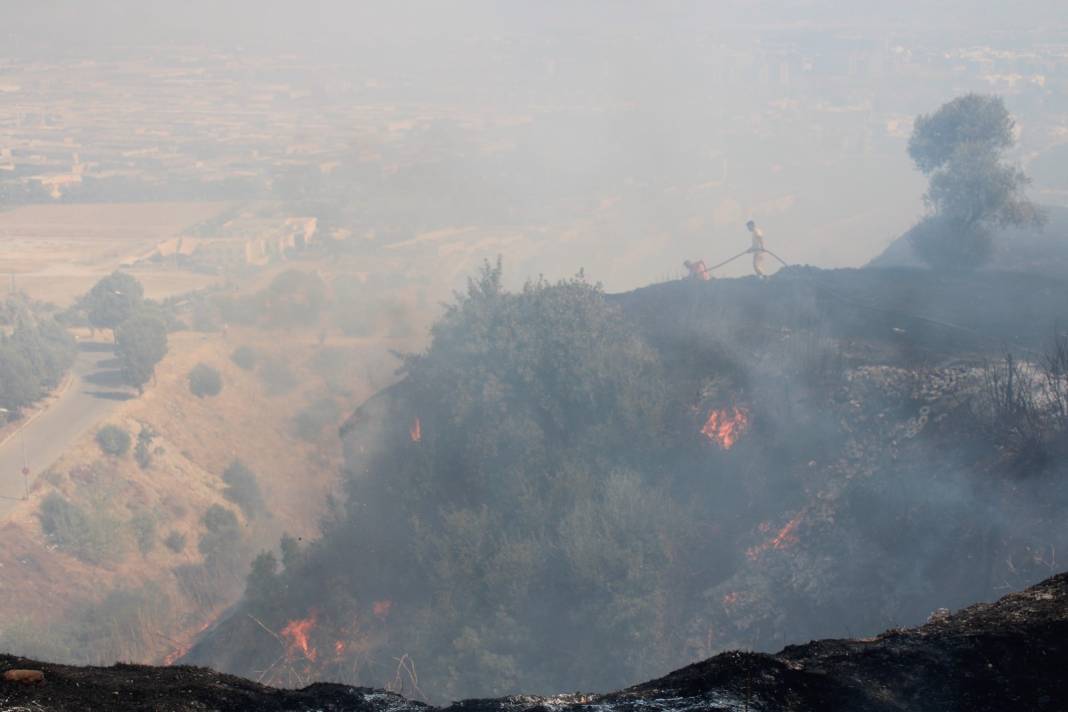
(707, 248, 790, 272)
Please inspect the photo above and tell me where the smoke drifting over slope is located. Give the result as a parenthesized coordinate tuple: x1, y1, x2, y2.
(185, 265, 1068, 700)
(0, 1, 1066, 705)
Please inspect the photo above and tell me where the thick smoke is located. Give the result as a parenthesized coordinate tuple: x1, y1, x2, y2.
(0, 0, 1065, 704)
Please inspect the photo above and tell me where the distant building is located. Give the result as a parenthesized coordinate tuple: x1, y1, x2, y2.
(155, 216, 317, 267)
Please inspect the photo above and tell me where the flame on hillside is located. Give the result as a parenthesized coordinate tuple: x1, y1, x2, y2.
(281, 613, 319, 662)
(410, 417, 422, 443)
(746, 510, 805, 560)
(162, 619, 213, 666)
(701, 406, 749, 449)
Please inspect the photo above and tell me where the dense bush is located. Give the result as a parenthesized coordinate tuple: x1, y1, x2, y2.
(188, 363, 223, 397)
(134, 425, 156, 469)
(164, 531, 187, 553)
(230, 345, 258, 370)
(96, 424, 131, 456)
(222, 460, 266, 519)
(240, 262, 677, 698)
(37, 493, 122, 564)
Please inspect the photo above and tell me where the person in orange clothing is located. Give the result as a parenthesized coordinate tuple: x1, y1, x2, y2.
(683, 259, 711, 281)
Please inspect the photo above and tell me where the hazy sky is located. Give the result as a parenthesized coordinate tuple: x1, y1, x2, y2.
(1, 1, 1066, 288)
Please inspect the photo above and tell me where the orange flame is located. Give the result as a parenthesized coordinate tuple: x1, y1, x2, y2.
(334, 640, 347, 658)
(721, 591, 739, 609)
(700, 406, 749, 449)
(162, 619, 213, 665)
(373, 599, 393, 619)
(410, 417, 422, 443)
(746, 510, 805, 560)
(281, 613, 318, 662)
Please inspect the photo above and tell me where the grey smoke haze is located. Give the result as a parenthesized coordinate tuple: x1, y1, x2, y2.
(2, 1, 1065, 291)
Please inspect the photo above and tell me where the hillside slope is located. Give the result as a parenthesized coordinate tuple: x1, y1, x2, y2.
(868, 204, 1068, 276)
(178, 264, 1068, 701)
(2, 569, 1067, 711)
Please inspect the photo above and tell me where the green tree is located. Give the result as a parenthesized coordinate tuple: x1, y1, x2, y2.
(115, 311, 168, 394)
(84, 272, 145, 336)
(907, 94, 1043, 269)
(96, 424, 131, 456)
(221, 460, 266, 519)
(0, 346, 39, 414)
(230, 345, 258, 370)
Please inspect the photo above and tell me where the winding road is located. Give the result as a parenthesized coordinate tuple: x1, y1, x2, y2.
(0, 341, 130, 519)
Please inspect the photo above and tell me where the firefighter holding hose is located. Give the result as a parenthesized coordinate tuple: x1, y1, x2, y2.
(746, 220, 768, 278)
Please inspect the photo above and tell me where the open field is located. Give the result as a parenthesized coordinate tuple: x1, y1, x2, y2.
(0, 202, 228, 305)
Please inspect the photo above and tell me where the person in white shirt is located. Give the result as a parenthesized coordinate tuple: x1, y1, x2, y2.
(746, 220, 767, 278)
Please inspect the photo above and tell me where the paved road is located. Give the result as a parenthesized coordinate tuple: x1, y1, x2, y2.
(0, 341, 131, 519)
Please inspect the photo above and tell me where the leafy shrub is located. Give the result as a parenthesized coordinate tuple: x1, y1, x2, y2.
(222, 460, 266, 519)
(96, 424, 131, 456)
(164, 531, 187, 553)
(37, 493, 122, 564)
(130, 512, 156, 555)
(293, 397, 341, 441)
(188, 363, 223, 397)
(134, 425, 156, 469)
(231, 345, 258, 370)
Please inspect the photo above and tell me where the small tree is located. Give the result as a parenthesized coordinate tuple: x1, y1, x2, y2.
(96, 424, 131, 456)
(222, 460, 266, 519)
(907, 94, 1043, 269)
(115, 311, 168, 394)
(0, 345, 40, 414)
(84, 272, 144, 337)
(164, 531, 187, 553)
(230, 345, 258, 370)
(188, 363, 222, 397)
(134, 425, 157, 469)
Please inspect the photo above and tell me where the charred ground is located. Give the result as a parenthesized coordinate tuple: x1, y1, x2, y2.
(2, 569, 1067, 711)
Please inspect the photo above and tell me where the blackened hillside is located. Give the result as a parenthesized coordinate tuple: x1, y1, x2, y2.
(4, 570, 1068, 711)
